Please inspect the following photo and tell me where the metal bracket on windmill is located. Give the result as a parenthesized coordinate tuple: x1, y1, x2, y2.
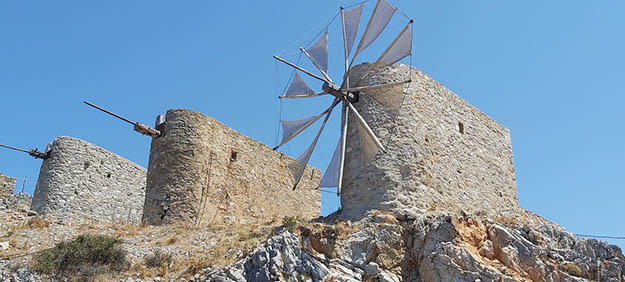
(84, 101, 161, 138)
(0, 143, 49, 159)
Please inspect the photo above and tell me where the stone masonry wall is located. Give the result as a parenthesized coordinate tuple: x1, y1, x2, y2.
(32, 136, 147, 223)
(341, 63, 518, 219)
(143, 109, 321, 226)
(0, 173, 16, 199)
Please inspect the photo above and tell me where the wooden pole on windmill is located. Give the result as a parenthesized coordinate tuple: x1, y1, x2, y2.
(84, 101, 161, 138)
(0, 144, 49, 159)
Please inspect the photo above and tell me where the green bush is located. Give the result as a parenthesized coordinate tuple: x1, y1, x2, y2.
(32, 234, 128, 281)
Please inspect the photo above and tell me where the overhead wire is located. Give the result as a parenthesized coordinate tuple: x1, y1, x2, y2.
(387, 0, 411, 21)
(574, 234, 625, 240)
(277, 10, 341, 56)
(344, 0, 369, 10)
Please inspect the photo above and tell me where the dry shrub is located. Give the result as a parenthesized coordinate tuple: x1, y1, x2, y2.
(144, 250, 173, 269)
(562, 263, 583, 277)
(166, 237, 178, 245)
(282, 216, 299, 231)
(26, 217, 49, 229)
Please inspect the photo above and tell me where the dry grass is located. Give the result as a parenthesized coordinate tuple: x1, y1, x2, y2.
(494, 216, 520, 226)
(25, 217, 49, 229)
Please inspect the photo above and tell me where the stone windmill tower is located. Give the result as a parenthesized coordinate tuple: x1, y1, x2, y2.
(275, 0, 519, 219)
(341, 64, 519, 219)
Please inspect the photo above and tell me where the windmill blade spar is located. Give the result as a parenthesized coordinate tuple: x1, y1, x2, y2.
(346, 101, 386, 151)
(342, 79, 411, 93)
(279, 92, 329, 99)
(273, 55, 328, 83)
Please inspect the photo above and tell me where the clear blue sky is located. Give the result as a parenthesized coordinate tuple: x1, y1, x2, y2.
(1, 1, 623, 248)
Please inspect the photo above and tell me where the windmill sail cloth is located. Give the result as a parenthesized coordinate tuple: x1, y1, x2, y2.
(356, 118, 380, 165)
(343, 4, 364, 57)
(306, 31, 329, 73)
(288, 141, 315, 190)
(284, 72, 316, 97)
(380, 23, 412, 64)
(288, 102, 336, 190)
(320, 137, 343, 187)
(354, 0, 396, 58)
(280, 114, 322, 145)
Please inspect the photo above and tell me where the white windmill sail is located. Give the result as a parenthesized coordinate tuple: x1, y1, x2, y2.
(353, 0, 396, 59)
(288, 140, 315, 190)
(288, 99, 338, 190)
(343, 4, 364, 57)
(320, 137, 343, 187)
(380, 22, 412, 64)
(280, 115, 321, 145)
(284, 72, 316, 97)
(306, 31, 329, 73)
(356, 119, 380, 165)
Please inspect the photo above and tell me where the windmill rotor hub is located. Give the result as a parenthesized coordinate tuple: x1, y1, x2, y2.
(322, 82, 359, 103)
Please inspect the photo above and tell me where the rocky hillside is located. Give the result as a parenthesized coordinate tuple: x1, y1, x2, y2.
(197, 210, 624, 282)
(1, 203, 623, 282)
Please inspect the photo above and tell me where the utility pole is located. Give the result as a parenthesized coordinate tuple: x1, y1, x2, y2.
(21, 177, 27, 194)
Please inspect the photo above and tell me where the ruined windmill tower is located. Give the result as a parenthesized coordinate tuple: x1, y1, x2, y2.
(141, 109, 321, 226)
(341, 63, 519, 219)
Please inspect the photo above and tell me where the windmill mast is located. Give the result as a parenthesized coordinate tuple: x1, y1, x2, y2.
(84, 101, 161, 138)
(0, 143, 49, 159)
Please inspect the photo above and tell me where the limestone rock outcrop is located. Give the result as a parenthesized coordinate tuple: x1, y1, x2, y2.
(196, 211, 624, 282)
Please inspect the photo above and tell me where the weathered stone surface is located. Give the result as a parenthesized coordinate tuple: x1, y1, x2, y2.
(342, 63, 519, 220)
(0, 267, 43, 282)
(142, 109, 321, 226)
(32, 136, 146, 224)
(0, 174, 16, 200)
(200, 231, 331, 282)
(402, 213, 625, 282)
(0, 193, 31, 212)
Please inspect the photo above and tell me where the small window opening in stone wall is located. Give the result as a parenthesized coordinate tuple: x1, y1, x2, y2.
(458, 122, 465, 134)
(230, 150, 238, 162)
